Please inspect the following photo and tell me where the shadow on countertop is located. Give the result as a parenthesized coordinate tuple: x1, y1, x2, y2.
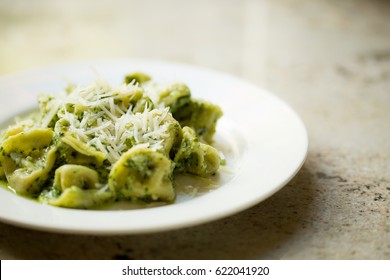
(0, 161, 316, 260)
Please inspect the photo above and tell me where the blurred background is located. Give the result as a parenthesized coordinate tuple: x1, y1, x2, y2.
(0, 0, 389, 259)
(0, 0, 267, 82)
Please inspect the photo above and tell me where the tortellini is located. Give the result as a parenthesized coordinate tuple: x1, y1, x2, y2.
(109, 146, 175, 202)
(0, 128, 56, 196)
(173, 126, 220, 177)
(54, 164, 100, 191)
(0, 72, 223, 209)
(40, 186, 113, 209)
(57, 134, 107, 167)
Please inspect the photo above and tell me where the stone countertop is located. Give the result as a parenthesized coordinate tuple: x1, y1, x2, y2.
(0, 0, 389, 259)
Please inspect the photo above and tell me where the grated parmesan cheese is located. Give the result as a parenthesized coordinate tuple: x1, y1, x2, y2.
(40, 80, 174, 165)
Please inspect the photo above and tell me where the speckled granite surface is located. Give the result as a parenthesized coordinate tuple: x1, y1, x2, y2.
(0, 0, 389, 259)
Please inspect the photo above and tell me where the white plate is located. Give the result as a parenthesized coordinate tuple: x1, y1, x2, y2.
(0, 59, 308, 235)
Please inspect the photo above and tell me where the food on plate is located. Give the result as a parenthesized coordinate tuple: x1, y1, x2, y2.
(0, 72, 223, 209)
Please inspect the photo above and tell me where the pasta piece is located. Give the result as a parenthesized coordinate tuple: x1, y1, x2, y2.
(54, 164, 99, 191)
(173, 99, 223, 143)
(157, 82, 192, 114)
(40, 186, 113, 209)
(173, 126, 221, 177)
(124, 72, 151, 85)
(59, 134, 106, 167)
(109, 146, 175, 202)
(38, 164, 111, 209)
(0, 128, 56, 196)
